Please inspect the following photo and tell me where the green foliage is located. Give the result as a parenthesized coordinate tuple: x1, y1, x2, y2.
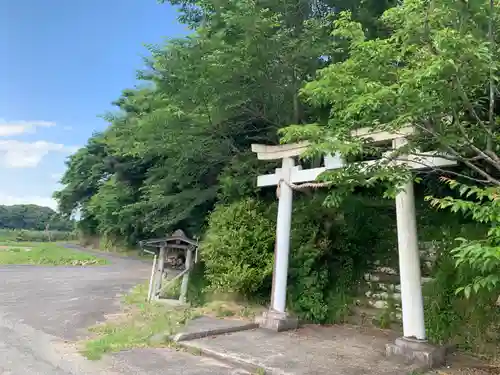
(87, 176, 140, 244)
(186, 260, 209, 306)
(424, 245, 500, 355)
(273, 0, 500, 340)
(201, 194, 397, 322)
(0, 204, 73, 231)
(55, 0, 399, 248)
(160, 277, 182, 299)
(281, 0, 500, 201)
(287, 193, 396, 322)
(51, 0, 500, 353)
(200, 198, 275, 299)
(83, 296, 194, 360)
(428, 178, 500, 297)
(14, 229, 76, 242)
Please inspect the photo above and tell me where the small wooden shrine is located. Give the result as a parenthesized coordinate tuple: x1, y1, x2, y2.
(139, 229, 199, 305)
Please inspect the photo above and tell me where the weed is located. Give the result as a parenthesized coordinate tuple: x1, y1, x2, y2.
(81, 302, 190, 360)
(81, 281, 197, 360)
(187, 347, 202, 356)
(407, 370, 426, 375)
(196, 300, 264, 320)
(375, 310, 392, 329)
(424, 250, 500, 357)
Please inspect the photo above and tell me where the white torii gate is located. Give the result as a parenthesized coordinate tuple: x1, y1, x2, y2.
(252, 127, 456, 345)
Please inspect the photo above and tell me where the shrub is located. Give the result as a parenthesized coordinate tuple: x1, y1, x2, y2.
(159, 277, 181, 299)
(422, 179, 500, 356)
(200, 193, 397, 323)
(287, 193, 396, 323)
(428, 179, 500, 298)
(424, 243, 500, 355)
(200, 198, 275, 300)
(186, 260, 209, 306)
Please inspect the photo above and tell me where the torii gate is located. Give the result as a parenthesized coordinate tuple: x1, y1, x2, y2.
(252, 127, 455, 366)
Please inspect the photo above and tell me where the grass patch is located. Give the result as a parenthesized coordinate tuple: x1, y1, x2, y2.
(0, 242, 107, 266)
(0, 228, 76, 243)
(81, 282, 197, 360)
(76, 239, 153, 260)
(81, 283, 265, 360)
(196, 300, 265, 320)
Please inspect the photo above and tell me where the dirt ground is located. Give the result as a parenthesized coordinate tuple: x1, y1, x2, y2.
(430, 352, 500, 375)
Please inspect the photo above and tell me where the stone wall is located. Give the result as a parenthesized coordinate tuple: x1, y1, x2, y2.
(354, 242, 437, 326)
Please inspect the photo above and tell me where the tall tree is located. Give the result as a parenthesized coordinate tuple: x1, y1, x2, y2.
(55, 0, 398, 245)
(280, 0, 500, 296)
(282, 0, 500, 191)
(0, 205, 73, 231)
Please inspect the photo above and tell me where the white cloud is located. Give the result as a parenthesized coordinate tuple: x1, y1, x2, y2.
(0, 193, 57, 210)
(0, 140, 79, 168)
(0, 120, 56, 137)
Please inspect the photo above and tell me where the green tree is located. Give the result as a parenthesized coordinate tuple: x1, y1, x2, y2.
(281, 0, 500, 296)
(0, 204, 73, 231)
(55, 0, 338, 244)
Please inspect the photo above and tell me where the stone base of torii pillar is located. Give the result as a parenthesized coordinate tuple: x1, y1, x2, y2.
(386, 337, 448, 368)
(255, 310, 299, 332)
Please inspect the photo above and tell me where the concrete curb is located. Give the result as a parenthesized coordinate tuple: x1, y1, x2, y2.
(179, 341, 291, 375)
(171, 322, 259, 342)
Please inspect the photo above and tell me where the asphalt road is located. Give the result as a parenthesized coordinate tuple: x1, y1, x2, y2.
(0, 246, 246, 375)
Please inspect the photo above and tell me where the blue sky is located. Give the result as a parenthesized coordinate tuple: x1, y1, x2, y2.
(0, 0, 187, 209)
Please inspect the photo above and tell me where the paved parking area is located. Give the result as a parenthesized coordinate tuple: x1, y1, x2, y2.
(0, 247, 246, 375)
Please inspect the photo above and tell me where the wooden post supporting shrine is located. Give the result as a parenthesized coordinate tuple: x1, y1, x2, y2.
(153, 245, 166, 299)
(179, 247, 194, 304)
(147, 254, 158, 302)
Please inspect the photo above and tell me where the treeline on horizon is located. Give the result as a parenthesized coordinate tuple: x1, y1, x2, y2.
(0, 204, 74, 232)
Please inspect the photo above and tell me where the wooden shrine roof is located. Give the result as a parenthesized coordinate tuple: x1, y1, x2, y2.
(139, 229, 198, 250)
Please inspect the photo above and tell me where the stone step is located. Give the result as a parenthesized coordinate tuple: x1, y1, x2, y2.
(364, 280, 401, 293)
(364, 273, 434, 284)
(346, 306, 403, 332)
(373, 247, 437, 262)
(364, 290, 402, 302)
(364, 272, 400, 283)
(369, 255, 435, 278)
(169, 316, 259, 342)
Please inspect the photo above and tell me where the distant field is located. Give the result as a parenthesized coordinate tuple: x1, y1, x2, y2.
(0, 228, 77, 243)
(0, 240, 107, 266)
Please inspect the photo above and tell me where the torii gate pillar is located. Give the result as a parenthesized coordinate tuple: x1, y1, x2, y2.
(251, 144, 308, 331)
(273, 156, 295, 315)
(251, 142, 343, 331)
